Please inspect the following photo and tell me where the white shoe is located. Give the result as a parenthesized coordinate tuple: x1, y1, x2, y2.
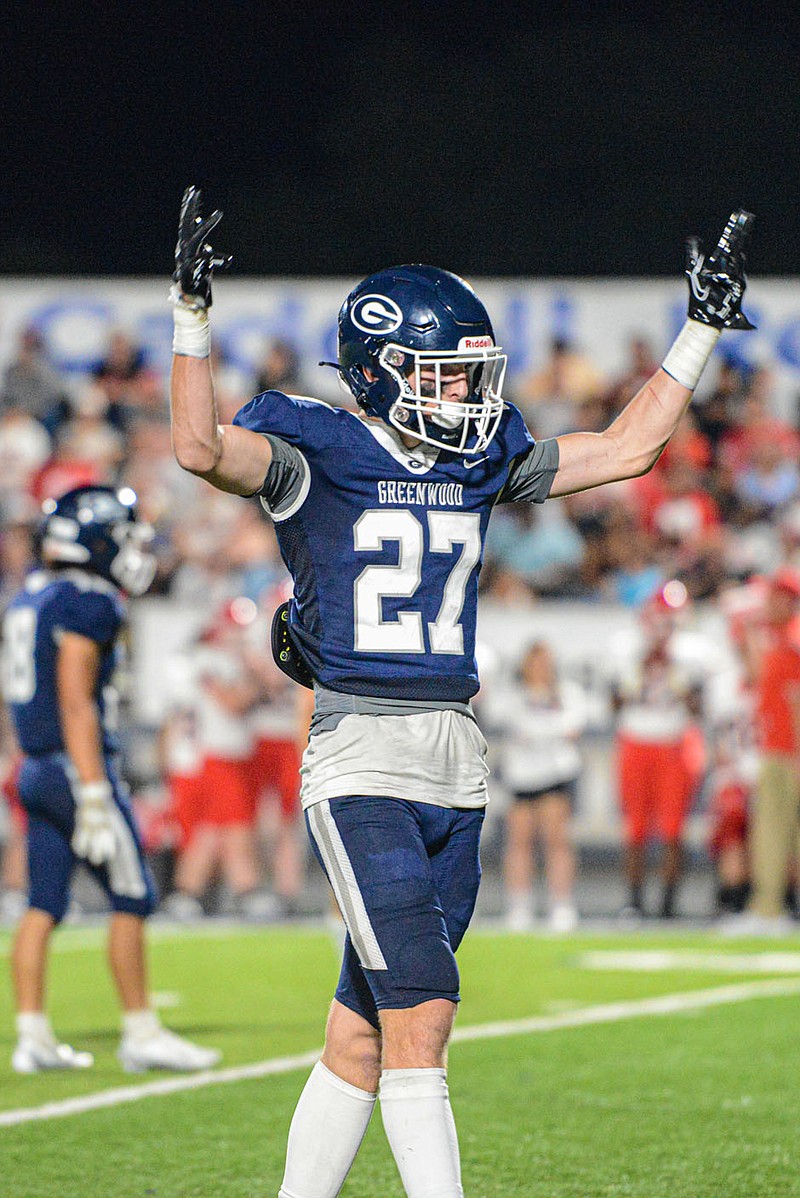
(505, 906, 536, 932)
(719, 911, 796, 938)
(0, 889, 27, 924)
(238, 889, 283, 922)
(160, 893, 205, 922)
(616, 903, 645, 927)
(12, 1037, 94, 1074)
(118, 1028, 221, 1073)
(549, 903, 579, 934)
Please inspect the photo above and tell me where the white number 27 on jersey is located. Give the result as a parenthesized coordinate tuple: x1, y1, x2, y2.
(1, 606, 38, 703)
(353, 509, 481, 654)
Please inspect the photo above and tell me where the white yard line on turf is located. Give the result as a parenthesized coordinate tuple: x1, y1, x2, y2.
(0, 923, 288, 957)
(0, 920, 339, 960)
(579, 949, 800, 973)
(3, 978, 800, 1128)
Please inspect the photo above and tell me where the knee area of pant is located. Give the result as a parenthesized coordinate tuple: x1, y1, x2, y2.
(27, 896, 67, 925)
(393, 931, 459, 996)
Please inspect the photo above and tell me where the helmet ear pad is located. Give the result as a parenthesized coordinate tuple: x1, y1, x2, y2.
(341, 344, 404, 413)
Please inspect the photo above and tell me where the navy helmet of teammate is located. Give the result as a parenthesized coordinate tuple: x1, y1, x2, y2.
(169, 186, 755, 1198)
(40, 484, 157, 596)
(2, 484, 220, 1074)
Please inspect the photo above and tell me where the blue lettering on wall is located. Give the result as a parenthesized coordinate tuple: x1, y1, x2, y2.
(217, 315, 275, 372)
(500, 296, 531, 375)
(320, 318, 339, 368)
(136, 312, 175, 374)
(776, 318, 800, 370)
(217, 297, 307, 372)
(34, 300, 114, 373)
(550, 293, 574, 342)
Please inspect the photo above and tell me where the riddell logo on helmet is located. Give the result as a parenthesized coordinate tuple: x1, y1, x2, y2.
(458, 336, 494, 350)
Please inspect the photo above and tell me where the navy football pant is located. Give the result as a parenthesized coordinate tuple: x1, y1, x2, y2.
(306, 796, 484, 1030)
(18, 754, 157, 924)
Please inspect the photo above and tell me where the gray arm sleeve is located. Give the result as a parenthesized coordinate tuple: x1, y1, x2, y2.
(496, 437, 560, 504)
(257, 434, 309, 517)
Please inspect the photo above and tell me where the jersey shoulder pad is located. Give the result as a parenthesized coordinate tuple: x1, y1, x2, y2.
(57, 576, 124, 644)
(498, 401, 536, 462)
(233, 390, 347, 451)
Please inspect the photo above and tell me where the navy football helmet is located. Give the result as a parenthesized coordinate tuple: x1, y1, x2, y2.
(334, 265, 507, 454)
(40, 485, 156, 597)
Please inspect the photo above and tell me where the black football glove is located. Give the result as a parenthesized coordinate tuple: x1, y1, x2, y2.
(173, 185, 232, 308)
(685, 209, 755, 330)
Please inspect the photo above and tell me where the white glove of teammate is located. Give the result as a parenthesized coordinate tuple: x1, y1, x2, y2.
(71, 780, 117, 866)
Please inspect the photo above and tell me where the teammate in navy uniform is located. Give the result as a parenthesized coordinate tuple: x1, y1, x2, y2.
(2, 484, 220, 1074)
(169, 188, 755, 1198)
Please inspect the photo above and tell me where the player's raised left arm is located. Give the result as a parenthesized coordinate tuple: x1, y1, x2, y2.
(169, 186, 272, 496)
(549, 210, 755, 499)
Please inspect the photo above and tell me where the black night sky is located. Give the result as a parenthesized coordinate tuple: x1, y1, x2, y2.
(3, 3, 798, 279)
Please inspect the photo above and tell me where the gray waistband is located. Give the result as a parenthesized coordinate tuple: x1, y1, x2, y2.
(310, 684, 475, 735)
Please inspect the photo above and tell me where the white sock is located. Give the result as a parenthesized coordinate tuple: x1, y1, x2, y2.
(122, 1009, 161, 1041)
(379, 1068, 463, 1198)
(279, 1060, 376, 1198)
(16, 1012, 53, 1043)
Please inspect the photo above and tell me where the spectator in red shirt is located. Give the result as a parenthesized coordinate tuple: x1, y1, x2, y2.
(719, 383, 800, 479)
(649, 458, 721, 546)
(740, 568, 800, 930)
(29, 428, 102, 503)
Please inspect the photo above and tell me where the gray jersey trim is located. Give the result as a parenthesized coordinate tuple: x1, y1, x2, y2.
(497, 437, 560, 504)
(310, 682, 475, 735)
(257, 435, 311, 521)
(307, 801, 387, 969)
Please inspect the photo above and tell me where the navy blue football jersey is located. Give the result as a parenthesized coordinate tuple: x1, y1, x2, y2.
(234, 393, 557, 702)
(2, 570, 125, 756)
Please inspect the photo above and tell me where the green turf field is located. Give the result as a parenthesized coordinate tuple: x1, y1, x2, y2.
(2, 923, 799, 1197)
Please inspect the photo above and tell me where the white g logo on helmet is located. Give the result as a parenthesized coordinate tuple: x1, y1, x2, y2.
(351, 293, 404, 334)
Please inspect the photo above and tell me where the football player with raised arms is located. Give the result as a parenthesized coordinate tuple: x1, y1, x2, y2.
(2, 485, 221, 1074)
(169, 189, 755, 1198)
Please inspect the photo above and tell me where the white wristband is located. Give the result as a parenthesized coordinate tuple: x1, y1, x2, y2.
(74, 779, 113, 806)
(172, 303, 211, 359)
(661, 320, 721, 391)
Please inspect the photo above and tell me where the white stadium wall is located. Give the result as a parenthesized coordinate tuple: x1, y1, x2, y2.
(2, 275, 800, 417)
(4, 275, 797, 843)
(129, 597, 738, 845)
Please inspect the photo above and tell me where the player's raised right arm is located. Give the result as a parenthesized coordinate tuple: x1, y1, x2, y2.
(550, 210, 756, 499)
(169, 186, 271, 496)
(171, 355, 272, 495)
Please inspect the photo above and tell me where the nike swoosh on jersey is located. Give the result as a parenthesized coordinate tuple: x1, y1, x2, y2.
(463, 457, 489, 469)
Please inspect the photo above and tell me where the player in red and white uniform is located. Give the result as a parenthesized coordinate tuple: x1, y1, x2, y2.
(0, 751, 27, 923)
(611, 581, 711, 918)
(167, 600, 264, 917)
(158, 648, 205, 918)
(706, 676, 758, 915)
(705, 579, 766, 914)
(245, 591, 304, 916)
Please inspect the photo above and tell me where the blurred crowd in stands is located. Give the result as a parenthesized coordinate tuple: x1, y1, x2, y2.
(2, 321, 800, 929)
(3, 322, 800, 610)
